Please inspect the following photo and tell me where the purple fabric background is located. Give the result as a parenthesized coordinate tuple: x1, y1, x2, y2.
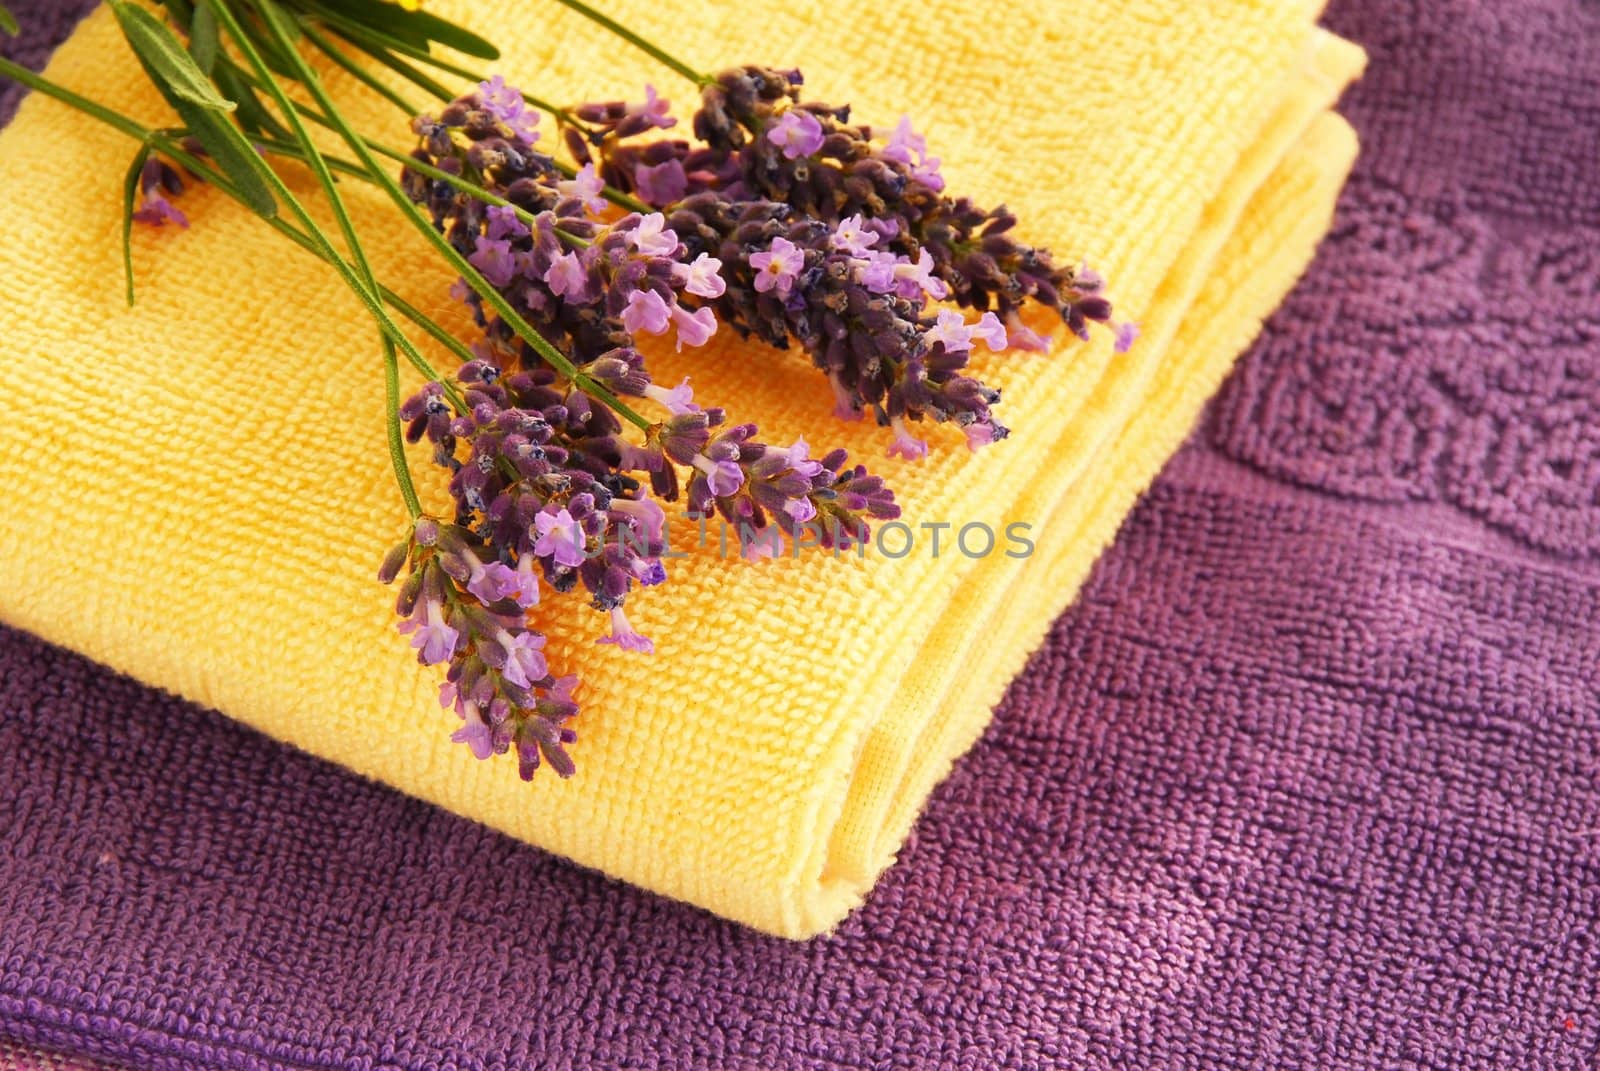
(4, 2, 1600, 1068)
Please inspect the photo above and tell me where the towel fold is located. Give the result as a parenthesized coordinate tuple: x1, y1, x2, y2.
(0, 0, 1361, 936)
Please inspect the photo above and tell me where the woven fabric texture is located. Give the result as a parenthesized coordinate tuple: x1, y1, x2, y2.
(3, 1, 1599, 1068)
(0, 0, 1360, 936)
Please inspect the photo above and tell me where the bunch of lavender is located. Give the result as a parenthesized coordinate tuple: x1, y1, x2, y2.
(4, 0, 1119, 785)
(556, 69, 1137, 455)
(400, 79, 896, 534)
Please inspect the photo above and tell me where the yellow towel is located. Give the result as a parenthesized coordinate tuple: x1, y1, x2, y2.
(0, 0, 1363, 937)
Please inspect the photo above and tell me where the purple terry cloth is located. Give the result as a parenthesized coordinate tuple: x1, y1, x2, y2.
(4, 1, 1600, 1069)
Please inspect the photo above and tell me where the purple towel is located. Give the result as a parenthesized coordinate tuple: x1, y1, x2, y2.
(2, 2, 1598, 1069)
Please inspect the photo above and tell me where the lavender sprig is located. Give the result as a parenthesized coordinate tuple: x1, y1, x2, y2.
(690, 66, 1136, 352)
(382, 519, 579, 779)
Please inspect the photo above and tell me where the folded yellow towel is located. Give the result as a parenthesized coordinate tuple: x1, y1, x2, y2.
(0, 0, 1362, 936)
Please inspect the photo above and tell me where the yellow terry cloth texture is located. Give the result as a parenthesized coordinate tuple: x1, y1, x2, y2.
(0, 1, 1363, 937)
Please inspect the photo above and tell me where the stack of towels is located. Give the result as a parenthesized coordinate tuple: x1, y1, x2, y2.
(0, 0, 1362, 937)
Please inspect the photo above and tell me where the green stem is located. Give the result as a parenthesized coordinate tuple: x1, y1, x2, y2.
(252, 0, 652, 432)
(211, 2, 381, 309)
(256, 135, 591, 247)
(298, 20, 418, 114)
(0, 53, 148, 140)
(0, 54, 471, 411)
(382, 336, 423, 518)
(228, 61, 651, 213)
(207, 0, 438, 520)
(193, 1, 464, 431)
(303, 7, 585, 128)
(255, 138, 368, 180)
(545, 0, 710, 86)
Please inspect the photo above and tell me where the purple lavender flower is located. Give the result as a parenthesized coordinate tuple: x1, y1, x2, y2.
(634, 158, 688, 206)
(133, 196, 188, 228)
(466, 557, 520, 604)
(496, 629, 549, 689)
(675, 252, 727, 298)
(508, 556, 541, 608)
(830, 214, 878, 257)
(880, 115, 943, 191)
(972, 311, 1008, 351)
(783, 497, 817, 524)
(924, 309, 974, 353)
(557, 163, 608, 214)
(596, 605, 654, 653)
(610, 495, 667, 544)
(776, 438, 825, 480)
(478, 75, 522, 121)
(450, 700, 496, 759)
(544, 250, 591, 301)
(534, 506, 588, 569)
(476, 75, 540, 145)
(398, 598, 460, 665)
(1114, 320, 1140, 353)
(629, 84, 675, 129)
(741, 527, 785, 561)
(622, 288, 672, 335)
(1004, 312, 1052, 352)
(749, 236, 803, 296)
(627, 213, 680, 257)
(767, 109, 824, 159)
(132, 157, 188, 228)
(469, 236, 517, 288)
(485, 204, 528, 241)
(696, 454, 746, 496)
(860, 251, 899, 294)
(671, 303, 718, 350)
(894, 249, 947, 300)
(887, 419, 929, 462)
(642, 376, 700, 414)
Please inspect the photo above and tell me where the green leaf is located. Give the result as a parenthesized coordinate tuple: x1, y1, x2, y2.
(0, 2, 19, 38)
(188, 2, 219, 74)
(108, 0, 234, 112)
(313, 0, 499, 60)
(159, 0, 197, 32)
(121, 143, 153, 306)
(214, 60, 293, 142)
(354, 37, 454, 101)
(109, 0, 277, 218)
